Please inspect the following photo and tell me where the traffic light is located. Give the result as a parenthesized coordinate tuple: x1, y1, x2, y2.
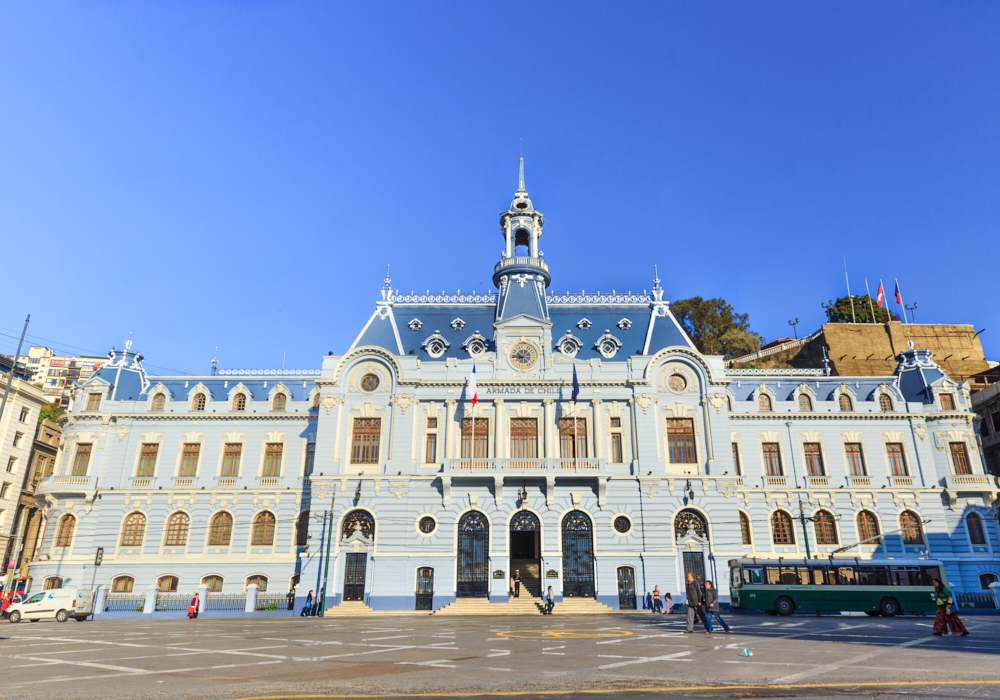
(94, 547, 104, 567)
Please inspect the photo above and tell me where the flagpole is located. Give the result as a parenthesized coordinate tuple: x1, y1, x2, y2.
(879, 279, 888, 323)
(844, 257, 856, 324)
(895, 279, 909, 324)
(864, 278, 877, 323)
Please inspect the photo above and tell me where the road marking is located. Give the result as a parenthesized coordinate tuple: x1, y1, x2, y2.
(773, 633, 936, 683)
(496, 629, 632, 639)
(597, 649, 693, 669)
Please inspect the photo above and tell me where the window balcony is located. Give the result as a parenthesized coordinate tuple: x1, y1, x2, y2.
(216, 476, 240, 488)
(803, 475, 829, 488)
(763, 476, 786, 487)
(887, 475, 914, 488)
(943, 473, 995, 489)
(131, 477, 154, 488)
(36, 475, 99, 495)
(173, 477, 197, 488)
(257, 476, 281, 487)
(444, 457, 603, 473)
(846, 476, 872, 487)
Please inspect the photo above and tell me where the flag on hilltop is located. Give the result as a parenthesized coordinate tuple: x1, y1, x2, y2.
(894, 279, 903, 305)
(876, 281, 885, 308)
(469, 363, 477, 406)
(571, 364, 580, 402)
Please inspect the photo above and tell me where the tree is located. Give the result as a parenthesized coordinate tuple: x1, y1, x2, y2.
(670, 296, 763, 359)
(822, 295, 898, 324)
(38, 402, 65, 423)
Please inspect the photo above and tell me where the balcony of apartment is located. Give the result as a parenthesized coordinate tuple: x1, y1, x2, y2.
(443, 457, 604, 474)
(35, 474, 99, 496)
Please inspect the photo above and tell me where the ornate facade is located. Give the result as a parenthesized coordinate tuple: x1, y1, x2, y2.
(28, 162, 1000, 609)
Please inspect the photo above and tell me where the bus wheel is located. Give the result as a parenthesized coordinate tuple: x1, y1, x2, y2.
(775, 596, 795, 616)
(879, 597, 900, 617)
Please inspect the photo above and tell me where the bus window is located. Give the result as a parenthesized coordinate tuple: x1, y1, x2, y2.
(920, 567, 941, 586)
(836, 566, 858, 585)
(859, 566, 891, 586)
(731, 567, 742, 590)
(765, 567, 781, 584)
(892, 567, 918, 586)
(807, 567, 827, 585)
(743, 567, 763, 585)
(775, 567, 808, 585)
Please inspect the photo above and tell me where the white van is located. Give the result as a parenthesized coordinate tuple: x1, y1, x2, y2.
(7, 588, 94, 623)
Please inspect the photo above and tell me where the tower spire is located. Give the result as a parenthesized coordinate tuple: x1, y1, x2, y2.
(518, 155, 525, 193)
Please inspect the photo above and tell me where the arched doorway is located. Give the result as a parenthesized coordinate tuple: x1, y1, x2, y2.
(675, 508, 708, 586)
(457, 511, 490, 597)
(561, 510, 595, 597)
(415, 567, 434, 610)
(341, 510, 374, 602)
(509, 510, 541, 598)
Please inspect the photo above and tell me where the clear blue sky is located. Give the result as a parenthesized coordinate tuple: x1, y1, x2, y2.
(2, 2, 998, 374)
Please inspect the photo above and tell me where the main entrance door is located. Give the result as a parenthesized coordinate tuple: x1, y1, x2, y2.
(561, 510, 595, 597)
(682, 551, 706, 586)
(415, 567, 434, 610)
(343, 553, 367, 601)
(457, 511, 490, 597)
(509, 510, 541, 597)
(617, 566, 637, 610)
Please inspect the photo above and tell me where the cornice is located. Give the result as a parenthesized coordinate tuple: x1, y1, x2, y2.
(69, 412, 317, 423)
(729, 412, 931, 422)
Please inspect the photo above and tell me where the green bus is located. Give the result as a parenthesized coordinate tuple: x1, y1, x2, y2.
(728, 557, 944, 616)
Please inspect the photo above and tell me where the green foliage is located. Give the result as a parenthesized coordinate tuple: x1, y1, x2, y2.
(670, 296, 763, 359)
(822, 295, 898, 324)
(38, 402, 65, 423)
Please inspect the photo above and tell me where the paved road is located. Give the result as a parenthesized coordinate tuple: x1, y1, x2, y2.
(1, 612, 998, 699)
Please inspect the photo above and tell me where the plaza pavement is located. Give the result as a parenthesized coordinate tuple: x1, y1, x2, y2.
(0, 612, 998, 700)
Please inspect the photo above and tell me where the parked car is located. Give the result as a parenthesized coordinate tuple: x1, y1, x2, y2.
(7, 588, 94, 623)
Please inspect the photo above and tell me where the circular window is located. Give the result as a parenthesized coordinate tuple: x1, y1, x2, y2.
(418, 516, 437, 534)
(614, 515, 632, 534)
(668, 374, 687, 392)
(360, 373, 380, 392)
(467, 340, 487, 357)
(427, 339, 446, 358)
(509, 341, 538, 371)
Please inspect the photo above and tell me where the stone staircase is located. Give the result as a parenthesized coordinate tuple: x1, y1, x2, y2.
(322, 601, 375, 616)
(433, 594, 615, 615)
(510, 559, 542, 598)
(551, 597, 617, 615)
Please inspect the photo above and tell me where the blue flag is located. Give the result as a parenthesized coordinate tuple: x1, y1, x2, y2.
(571, 364, 580, 402)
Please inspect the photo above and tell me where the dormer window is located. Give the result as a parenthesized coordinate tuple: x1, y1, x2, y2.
(271, 393, 287, 411)
(408, 319, 423, 331)
(758, 393, 772, 412)
(839, 394, 853, 412)
(462, 331, 488, 357)
(940, 393, 956, 411)
(450, 318, 466, 331)
(556, 331, 582, 358)
(233, 393, 247, 411)
(577, 318, 593, 331)
(151, 393, 166, 411)
(617, 318, 632, 330)
(879, 393, 894, 412)
(192, 393, 206, 411)
(594, 330, 622, 359)
(422, 332, 450, 359)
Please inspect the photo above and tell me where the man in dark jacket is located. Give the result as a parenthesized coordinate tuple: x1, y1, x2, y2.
(684, 573, 707, 633)
(704, 580, 730, 634)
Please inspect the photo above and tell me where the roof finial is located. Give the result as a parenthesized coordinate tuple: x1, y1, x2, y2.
(381, 264, 393, 302)
(652, 265, 663, 301)
(518, 153, 525, 193)
(906, 330, 914, 350)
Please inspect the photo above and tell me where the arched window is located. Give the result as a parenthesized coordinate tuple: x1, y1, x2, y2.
(674, 509, 708, 540)
(900, 510, 923, 544)
(798, 394, 813, 411)
(839, 394, 853, 412)
(857, 510, 881, 544)
(967, 513, 987, 545)
(120, 512, 147, 547)
(771, 510, 795, 545)
(980, 573, 999, 590)
(55, 514, 75, 548)
(111, 575, 134, 593)
(739, 512, 752, 545)
(192, 393, 206, 411)
(312, 393, 321, 409)
(296, 510, 310, 547)
(879, 393, 893, 412)
(341, 510, 375, 540)
(43, 576, 63, 590)
(726, 395, 732, 412)
(164, 512, 190, 547)
(151, 393, 166, 411)
(272, 393, 287, 411)
(251, 511, 276, 546)
(758, 394, 772, 412)
(813, 510, 838, 545)
(157, 575, 179, 592)
(208, 512, 233, 546)
(233, 393, 247, 411)
(246, 575, 268, 592)
(201, 575, 224, 592)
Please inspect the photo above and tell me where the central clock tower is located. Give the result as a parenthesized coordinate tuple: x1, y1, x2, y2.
(493, 158, 553, 378)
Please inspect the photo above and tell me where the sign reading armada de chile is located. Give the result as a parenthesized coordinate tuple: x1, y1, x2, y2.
(483, 385, 561, 396)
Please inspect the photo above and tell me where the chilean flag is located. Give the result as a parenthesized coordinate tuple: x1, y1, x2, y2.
(876, 281, 885, 308)
(469, 363, 477, 406)
(894, 279, 903, 305)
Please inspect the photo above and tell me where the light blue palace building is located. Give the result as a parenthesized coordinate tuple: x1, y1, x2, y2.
(29, 163, 1000, 612)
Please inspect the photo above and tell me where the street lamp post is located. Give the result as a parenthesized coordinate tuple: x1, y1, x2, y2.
(318, 511, 334, 616)
(788, 318, 800, 339)
(905, 303, 918, 323)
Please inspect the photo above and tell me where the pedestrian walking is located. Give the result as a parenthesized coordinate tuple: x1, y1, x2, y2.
(651, 586, 662, 614)
(932, 578, 969, 637)
(684, 573, 708, 633)
(704, 580, 731, 634)
(544, 585, 555, 615)
(663, 591, 674, 614)
(301, 590, 314, 617)
(187, 592, 200, 619)
(512, 570, 521, 598)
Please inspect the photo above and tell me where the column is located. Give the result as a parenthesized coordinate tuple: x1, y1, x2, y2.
(543, 399, 556, 459)
(333, 398, 345, 463)
(494, 400, 505, 459)
(410, 399, 421, 464)
(505, 220, 513, 258)
(530, 228, 538, 258)
(445, 399, 457, 459)
(592, 399, 604, 461)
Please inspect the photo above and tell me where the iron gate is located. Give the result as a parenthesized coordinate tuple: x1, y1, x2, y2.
(416, 567, 434, 610)
(561, 510, 595, 597)
(682, 551, 705, 586)
(343, 552, 367, 602)
(457, 511, 489, 597)
(617, 566, 636, 610)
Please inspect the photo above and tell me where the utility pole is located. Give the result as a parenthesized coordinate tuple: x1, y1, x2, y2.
(318, 511, 334, 616)
(798, 499, 812, 560)
(0, 315, 29, 422)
